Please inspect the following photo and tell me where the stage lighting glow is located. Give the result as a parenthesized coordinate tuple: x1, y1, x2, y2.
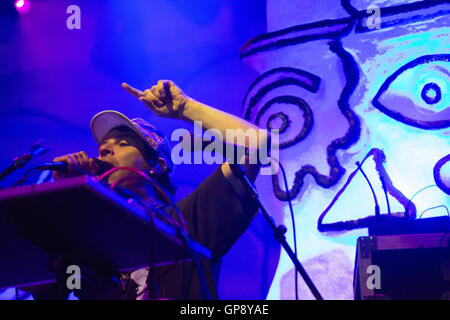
(14, 0, 30, 13)
(15, 0, 24, 8)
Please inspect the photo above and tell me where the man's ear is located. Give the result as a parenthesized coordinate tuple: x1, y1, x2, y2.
(149, 157, 167, 175)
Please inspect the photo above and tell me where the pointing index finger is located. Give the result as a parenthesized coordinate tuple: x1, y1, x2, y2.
(122, 82, 145, 98)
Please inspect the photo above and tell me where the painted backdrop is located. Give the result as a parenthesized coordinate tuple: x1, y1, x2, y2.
(240, 0, 449, 299)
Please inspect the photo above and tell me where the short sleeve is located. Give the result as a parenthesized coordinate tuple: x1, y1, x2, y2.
(171, 165, 259, 263)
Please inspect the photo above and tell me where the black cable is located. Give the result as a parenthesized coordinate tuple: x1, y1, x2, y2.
(380, 176, 391, 219)
(180, 240, 189, 299)
(12, 167, 40, 187)
(101, 167, 189, 233)
(17, 164, 210, 300)
(142, 201, 160, 299)
(229, 163, 323, 300)
(177, 229, 211, 300)
(112, 177, 211, 300)
(355, 161, 380, 221)
(148, 178, 212, 300)
(112, 170, 212, 300)
(113, 185, 187, 299)
(149, 175, 212, 299)
(269, 156, 298, 300)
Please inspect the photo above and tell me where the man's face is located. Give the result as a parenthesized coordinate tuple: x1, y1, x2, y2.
(98, 128, 150, 184)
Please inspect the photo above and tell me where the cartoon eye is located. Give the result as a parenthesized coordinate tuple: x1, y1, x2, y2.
(372, 54, 450, 130)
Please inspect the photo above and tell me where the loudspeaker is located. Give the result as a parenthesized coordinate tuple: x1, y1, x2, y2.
(354, 233, 450, 300)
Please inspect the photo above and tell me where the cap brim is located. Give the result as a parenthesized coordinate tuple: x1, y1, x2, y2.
(90, 110, 174, 175)
(90, 110, 150, 147)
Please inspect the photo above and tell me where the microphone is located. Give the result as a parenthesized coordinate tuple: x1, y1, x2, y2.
(34, 158, 112, 176)
(35, 162, 67, 171)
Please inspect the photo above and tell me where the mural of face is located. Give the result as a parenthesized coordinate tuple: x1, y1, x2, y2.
(239, 0, 449, 299)
(342, 1, 449, 210)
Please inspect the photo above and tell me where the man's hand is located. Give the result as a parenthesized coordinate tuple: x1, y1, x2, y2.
(52, 151, 99, 180)
(123, 79, 269, 184)
(122, 80, 191, 120)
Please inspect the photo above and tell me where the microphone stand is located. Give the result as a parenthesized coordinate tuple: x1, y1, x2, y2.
(230, 164, 323, 300)
(0, 153, 33, 183)
(0, 140, 51, 184)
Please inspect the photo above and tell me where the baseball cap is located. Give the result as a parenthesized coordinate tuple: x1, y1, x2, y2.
(90, 110, 174, 174)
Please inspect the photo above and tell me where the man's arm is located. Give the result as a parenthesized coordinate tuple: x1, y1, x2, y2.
(122, 80, 270, 186)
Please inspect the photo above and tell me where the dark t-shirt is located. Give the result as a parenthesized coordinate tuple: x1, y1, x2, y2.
(73, 165, 259, 300)
(176, 165, 259, 264)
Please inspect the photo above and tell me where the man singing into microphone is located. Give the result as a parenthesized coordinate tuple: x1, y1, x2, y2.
(43, 80, 269, 300)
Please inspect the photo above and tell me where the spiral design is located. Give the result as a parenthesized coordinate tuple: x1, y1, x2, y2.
(243, 67, 320, 150)
(254, 95, 313, 149)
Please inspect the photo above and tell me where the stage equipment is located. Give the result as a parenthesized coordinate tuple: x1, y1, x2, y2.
(354, 231, 450, 300)
(0, 175, 212, 298)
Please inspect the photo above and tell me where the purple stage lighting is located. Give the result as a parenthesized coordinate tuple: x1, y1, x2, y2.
(15, 0, 24, 8)
(14, 0, 30, 13)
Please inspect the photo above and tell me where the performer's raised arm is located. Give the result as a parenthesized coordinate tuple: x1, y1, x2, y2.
(122, 80, 270, 185)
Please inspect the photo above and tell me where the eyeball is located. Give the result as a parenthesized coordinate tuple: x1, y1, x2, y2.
(372, 54, 450, 130)
(421, 82, 442, 105)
